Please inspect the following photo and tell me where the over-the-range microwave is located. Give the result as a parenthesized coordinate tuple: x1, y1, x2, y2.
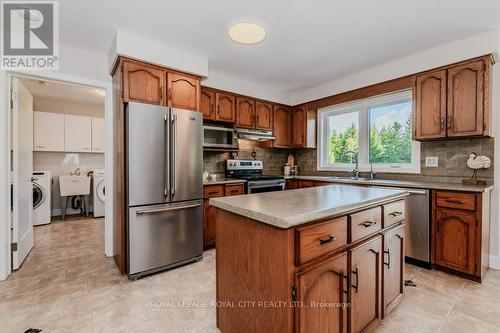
(203, 125, 238, 149)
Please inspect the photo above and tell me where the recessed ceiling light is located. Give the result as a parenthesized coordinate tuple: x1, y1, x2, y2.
(228, 22, 266, 45)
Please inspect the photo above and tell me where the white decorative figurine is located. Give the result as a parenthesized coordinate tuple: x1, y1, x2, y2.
(466, 152, 491, 182)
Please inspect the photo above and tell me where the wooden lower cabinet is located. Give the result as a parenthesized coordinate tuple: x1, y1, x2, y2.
(203, 183, 245, 247)
(349, 235, 382, 333)
(382, 225, 405, 317)
(433, 207, 477, 275)
(296, 252, 348, 333)
(431, 190, 488, 281)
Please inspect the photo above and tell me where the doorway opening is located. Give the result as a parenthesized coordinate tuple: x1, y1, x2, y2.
(8, 75, 110, 273)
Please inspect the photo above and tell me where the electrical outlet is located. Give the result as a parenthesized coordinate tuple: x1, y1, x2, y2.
(425, 156, 439, 167)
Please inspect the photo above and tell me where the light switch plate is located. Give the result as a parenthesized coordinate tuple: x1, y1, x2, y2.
(425, 156, 439, 167)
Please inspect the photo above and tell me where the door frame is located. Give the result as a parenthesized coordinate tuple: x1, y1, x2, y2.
(0, 70, 114, 281)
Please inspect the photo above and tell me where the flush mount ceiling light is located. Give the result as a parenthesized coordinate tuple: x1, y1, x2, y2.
(228, 22, 266, 45)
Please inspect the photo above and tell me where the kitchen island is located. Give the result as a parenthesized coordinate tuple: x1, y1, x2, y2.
(210, 185, 409, 333)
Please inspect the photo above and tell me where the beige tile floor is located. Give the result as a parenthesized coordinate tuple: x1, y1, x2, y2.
(1, 216, 500, 332)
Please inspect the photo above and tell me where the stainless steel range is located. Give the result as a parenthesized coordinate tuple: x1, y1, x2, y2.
(225, 159, 285, 193)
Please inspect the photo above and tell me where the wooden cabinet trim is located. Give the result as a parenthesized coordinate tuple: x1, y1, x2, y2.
(167, 72, 200, 111)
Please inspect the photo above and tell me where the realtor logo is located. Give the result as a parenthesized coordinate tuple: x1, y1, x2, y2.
(1, 1, 59, 70)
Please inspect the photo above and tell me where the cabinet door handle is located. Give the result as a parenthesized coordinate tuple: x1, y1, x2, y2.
(440, 117, 445, 131)
(343, 274, 350, 297)
(168, 88, 172, 102)
(319, 235, 338, 245)
(351, 267, 359, 293)
(389, 211, 402, 217)
(207, 191, 219, 195)
(359, 220, 376, 228)
(447, 115, 452, 130)
(384, 249, 391, 269)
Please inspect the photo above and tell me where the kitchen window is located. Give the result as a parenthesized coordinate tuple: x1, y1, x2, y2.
(317, 90, 420, 173)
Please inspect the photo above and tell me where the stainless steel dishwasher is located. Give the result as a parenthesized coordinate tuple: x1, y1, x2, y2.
(374, 186, 431, 268)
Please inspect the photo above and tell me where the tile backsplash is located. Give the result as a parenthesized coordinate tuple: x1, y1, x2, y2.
(203, 137, 494, 184)
(294, 137, 494, 183)
(203, 139, 291, 176)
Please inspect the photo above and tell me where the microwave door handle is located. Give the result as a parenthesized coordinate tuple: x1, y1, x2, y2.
(171, 113, 177, 196)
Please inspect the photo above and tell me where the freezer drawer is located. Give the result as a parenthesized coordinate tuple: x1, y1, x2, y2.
(128, 200, 203, 277)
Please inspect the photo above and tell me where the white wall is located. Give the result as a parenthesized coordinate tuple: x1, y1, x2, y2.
(109, 30, 209, 77)
(489, 32, 500, 269)
(34, 97, 104, 118)
(203, 70, 291, 104)
(289, 30, 499, 105)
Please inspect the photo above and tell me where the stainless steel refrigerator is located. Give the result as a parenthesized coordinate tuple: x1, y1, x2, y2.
(126, 102, 203, 278)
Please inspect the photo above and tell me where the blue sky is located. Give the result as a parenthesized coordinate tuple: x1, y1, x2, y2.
(329, 101, 412, 133)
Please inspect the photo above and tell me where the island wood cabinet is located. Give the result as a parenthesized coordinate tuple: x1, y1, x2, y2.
(431, 190, 489, 282)
(414, 56, 493, 140)
(382, 224, 405, 317)
(295, 252, 348, 333)
(349, 235, 383, 333)
(216, 197, 406, 333)
(203, 183, 244, 247)
(121, 58, 201, 111)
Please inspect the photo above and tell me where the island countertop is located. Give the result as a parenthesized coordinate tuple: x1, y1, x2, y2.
(209, 184, 408, 228)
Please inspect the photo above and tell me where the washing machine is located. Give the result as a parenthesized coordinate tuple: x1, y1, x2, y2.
(33, 171, 51, 226)
(93, 169, 105, 217)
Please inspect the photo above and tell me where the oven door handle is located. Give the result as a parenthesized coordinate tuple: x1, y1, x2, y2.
(247, 180, 286, 187)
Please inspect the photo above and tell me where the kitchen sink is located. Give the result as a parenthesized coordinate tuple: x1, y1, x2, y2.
(59, 175, 91, 196)
(328, 176, 373, 181)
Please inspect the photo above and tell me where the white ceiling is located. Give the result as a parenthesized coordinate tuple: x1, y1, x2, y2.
(60, 0, 500, 92)
(20, 78, 105, 105)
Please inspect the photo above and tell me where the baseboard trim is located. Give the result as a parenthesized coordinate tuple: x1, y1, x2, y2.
(489, 255, 500, 270)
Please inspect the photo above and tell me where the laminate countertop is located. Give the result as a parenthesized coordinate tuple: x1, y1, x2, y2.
(209, 185, 408, 229)
(287, 175, 493, 193)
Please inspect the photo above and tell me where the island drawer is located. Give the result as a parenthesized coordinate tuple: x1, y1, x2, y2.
(295, 216, 348, 265)
(435, 191, 476, 211)
(383, 200, 406, 228)
(349, 206, 382, 242)
(204, 185, 225, 198)
(225, 184, 244, 196)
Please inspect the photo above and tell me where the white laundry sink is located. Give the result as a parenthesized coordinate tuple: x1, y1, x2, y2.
(59, 175, 91, 196)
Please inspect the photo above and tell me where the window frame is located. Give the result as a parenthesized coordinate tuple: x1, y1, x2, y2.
(317, 89, 420, 174)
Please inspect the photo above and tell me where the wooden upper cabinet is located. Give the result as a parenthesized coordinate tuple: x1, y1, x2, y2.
(200, 87, 215, 120)
(350, 235, 382, 333)
(236, 97, 255, 129)
(255, 101, 273, 130)
(167, 72, 200, 111)
(433, 207, 477, 275)
(382, 225, 404, 317)
(292, 105, 306, 147)
(414, 70, 447, 140)
(447, 60, 484, 137)
(296, 252, 348, 333)
(215, 92, 236, 123)
(122, 61, 165, 105)
(273, 105, 291, 148)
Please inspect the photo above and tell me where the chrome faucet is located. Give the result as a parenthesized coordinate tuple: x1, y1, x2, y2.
(342, 150, 359, 179)
(369, 162, 377, 180)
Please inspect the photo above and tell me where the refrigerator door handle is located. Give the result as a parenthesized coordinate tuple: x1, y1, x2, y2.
(136, 204, 202, 215)
(164, 112, 170, 198)
(171, 113, 177, 196)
